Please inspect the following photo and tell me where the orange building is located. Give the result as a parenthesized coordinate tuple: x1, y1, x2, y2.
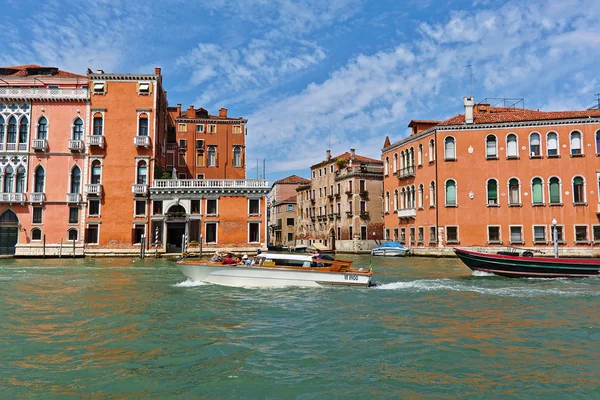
(0, 65, 89, 256)
(268, 175, 311, 248)
(382, 97, 600, 255)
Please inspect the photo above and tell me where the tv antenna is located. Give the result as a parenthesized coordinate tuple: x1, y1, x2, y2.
(596, 93, 600, 109)
(464, 64, 474, 97)
(328, 123, 331, 150)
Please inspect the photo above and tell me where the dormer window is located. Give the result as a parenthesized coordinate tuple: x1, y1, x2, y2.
(93, 82, 105, 94)
(138, 82, 150, 95)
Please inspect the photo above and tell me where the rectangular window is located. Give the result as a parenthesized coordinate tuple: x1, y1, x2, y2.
(196, 153, 204, 167)
(133, 226, 145, 244)
(178, 173, 186, 179)
(360, 226, 367, 240)
(446, 226, 458, 243)
(153, 200, 163, 215)
(196, 124, 204, 133)
(69, 206, 79, 224)
(205, 223, 217, 243)
(286, 218, 294, 226)
(488, 226, 501, 243)
(196, 139, 204, 149)
(93, 82, 105, 94)
(533, 226, 546, 243)
(429, 226, 436, 243)
(206, 199, 217, 215)
(87, 224, 99, 244)
(138, 83, 150, 94)
(394, 228, 399, 241)
(510, 226, 523, 243)
(207, 124, 216, 134)
(287, 204, 293, 212)
(410, 227, 415, 243)
(593, 226, 600, 242)
(551, 225, 564, 242)
(166, 153, 174, 167)
(89, 200, 100, 216)
(385, 228, 390, 240)
(32, 207, 43, 224)
(179, 139, 187, 148)
(196, 174, 204, 179)
(418, 227, 424, 242)
(400, 228, 406, 243)
(191, 200, 200, 214)
(178, 152, 186, 167)
(349, 226, 353, 239)
(135, 200, 146, 216)
(249, 199, 260, 215)
(287, 232, 293, 242)
(93, 117, 103, 135)
(249, 222, 260, 243)
(233, 125, 242, 134)
(178, 123, 187, 132)
(575, 225, 588, 242)
(348, 201, 353, 215)
(360, 201, 366, 212)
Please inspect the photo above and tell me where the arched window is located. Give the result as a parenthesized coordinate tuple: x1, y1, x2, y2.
(573, 176, 585, 203)
(18, 117, 28, 144)
(384, 157, 389, 175)
(570, 131, 582, 155)
(531, 177, 543, 204)
(393, 153, 398, 173)
(16, 166, 25, 193)
(91, 161, 101, 184)
(428, 139, 435, 162)
(417, 144, 423, 165)
(445, 180, 456, 206)
(93, 113, 103, 136)
(138, 114, 149, 136)
(549, 177, 561, 204)
(400, 151, 406, 170)
(37, 117, 48, 140)
(487, 179, 498, 205)
(0, 209, 18, 223)
(233, 146, 242, 167)
(529, 133, 541, 157)
(34, 166, 45, 193)
(393, 189, 398, 211)
(385, 191, 390, 212)
(418, 184, 424, 208)
(547, 132, 559, 156)
(429, 181, 435, 207)
(0, 116, 5, 144)
(73, 118, 83, 140)
(596, 130, 600, 155)
(486, 135, 497, 158)
(411, 185, 416, 208)
(444, 137, 455, 160)
(410, 148, 415, 167)
(508, 178, 520, 205)
(7, 116, 17, 144)
(70, 166, 81, 193)
(401, 188, 406, 209)
(68, 228, 78, 241)
(31, 228, 42, 241)
(506, 134, 518, 158)
(137, 161, 147, 185)
(208, 146, 217, 167)
(4, 166, 14, 192)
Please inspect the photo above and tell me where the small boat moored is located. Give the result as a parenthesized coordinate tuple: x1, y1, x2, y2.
(454, 248, 600, 278)
(371, 241, 409, 257)
(177, 253, 374, 287)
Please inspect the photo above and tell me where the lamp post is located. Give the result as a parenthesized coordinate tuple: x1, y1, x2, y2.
(552, 218, 558, 258)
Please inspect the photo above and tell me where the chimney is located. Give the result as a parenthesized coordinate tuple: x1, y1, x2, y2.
(96, 69, 104, 74)
(154, 67, 161, 75)
(176, 103, 181, 115)
(188, 105, 196, 118)
(464, 96, 474, 124)
(350, 148, 355, 161)
(326, 149, 331, 161)
(219, 107, 228, 118)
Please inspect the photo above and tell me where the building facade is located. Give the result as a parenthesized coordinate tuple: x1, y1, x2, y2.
(382, 97, 600, 255)
(296, 149, 384, 251)
(267, 174, 310, 248)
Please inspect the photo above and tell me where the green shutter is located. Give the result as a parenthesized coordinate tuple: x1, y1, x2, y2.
(488, 182, 497, 200)
(532, 179, 543, 203)
(550, 180, 560, 203)
(446, 181, 456, 204)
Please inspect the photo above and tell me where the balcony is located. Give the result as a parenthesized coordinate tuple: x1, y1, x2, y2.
(66, 193, 82, 203)
(132, 184, 148, 195)
(327, 194, 334, 201)
(84, 184, 103, 196)
(397, 208, 417, 219)
(328, 213, 335, 220)
(32, 139, 48, 151)
(334, 192, 341, 199)
(345, 190, 353, 196)
(359, 190, 369, 198)
(68, 140, 84, 152)
(359, 211, 370, 219)
(346, 211, 353, 218)
(398, 166, 416, 179)
(0, 87, 88, 101)
(334, 212, 341, 219)
(134, 136, 151, 148)
(29, 192, 45, 203)
(310, 216, 316, 221)
(150, 179, 270, 196)
(88, 135, 105, 148)
(0, 193, 26, 203)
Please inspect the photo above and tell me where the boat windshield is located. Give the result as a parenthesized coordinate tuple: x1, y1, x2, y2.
(379, 241, 404, 248)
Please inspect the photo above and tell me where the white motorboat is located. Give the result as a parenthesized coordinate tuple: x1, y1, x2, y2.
(177, 253, 373, 288)
(371, 241, 409, 257)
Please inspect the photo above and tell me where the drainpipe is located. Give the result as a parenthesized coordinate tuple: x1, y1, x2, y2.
(434, 128, 440, 248)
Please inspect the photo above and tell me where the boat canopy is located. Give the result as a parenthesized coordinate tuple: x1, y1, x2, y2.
(377, 241, 405, 248)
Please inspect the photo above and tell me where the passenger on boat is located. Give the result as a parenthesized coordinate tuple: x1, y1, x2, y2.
(223, 253, 237, 265)
(210, 252, 222, 262)
(242, 254, 251, 266)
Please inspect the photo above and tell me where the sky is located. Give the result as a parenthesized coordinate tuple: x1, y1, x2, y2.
(2, 0, 600, 182)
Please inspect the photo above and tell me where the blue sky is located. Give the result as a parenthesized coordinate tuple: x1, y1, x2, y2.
(2, 0, 600, 182)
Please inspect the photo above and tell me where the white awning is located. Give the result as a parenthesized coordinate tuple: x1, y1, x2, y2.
(139, 83, 150, 91)
(93, 83, 105, 90)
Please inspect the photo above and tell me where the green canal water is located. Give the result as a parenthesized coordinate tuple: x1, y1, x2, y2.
(1, 255, 599, 399)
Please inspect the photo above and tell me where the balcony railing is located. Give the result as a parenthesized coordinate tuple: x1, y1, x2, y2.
(134, 136, 151, 148)
(66, 193, 81, 203)
(32, 139, 48, 151)
(0, 193, 26, 202)
(68, 140, 84, 152)
(359, 211, 370, 218)
(152, 179, 269, 190)
(6, 143, 16, 151)
(88, 135, 105, 148)
(85, 184, 103, 196)
(29, 192, 45, 203)
(0, 87, 89, 101)
(398, 166, 416, 179)
(132, 184, 148, 195)
(397, 208, 417, 218)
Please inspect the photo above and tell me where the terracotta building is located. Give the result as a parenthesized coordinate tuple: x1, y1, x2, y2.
(0, 65, 89, 256)
(267, 174, 310, 247)
(382, 97, 600, 255)
(296, 149, 384, 251)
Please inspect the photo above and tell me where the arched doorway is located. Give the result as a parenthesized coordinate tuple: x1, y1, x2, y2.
(329, 228, 336, 252)
(0, 210, 19, 255)
(166, 204, 187, 253)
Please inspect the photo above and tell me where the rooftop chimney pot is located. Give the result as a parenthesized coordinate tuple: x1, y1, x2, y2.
(96, 69, 104, 74)
(219, 107, 228, 118)
(326, 149, 331, 161)
(154, 67, 161, 75)
(350, 148, 355, 160)
(464, 96, 474, 124)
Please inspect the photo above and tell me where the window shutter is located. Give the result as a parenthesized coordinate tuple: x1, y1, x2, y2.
(550, 180, 560, 203)
(446, 182, 456, 204)
(488, 182, 497, 200)
(548, 134, 557, 150)
(532, 179, 542, 203)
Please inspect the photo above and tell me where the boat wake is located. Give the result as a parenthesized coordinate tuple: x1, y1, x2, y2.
(173, 279, 209, 287)
(471, 270, 497, 277)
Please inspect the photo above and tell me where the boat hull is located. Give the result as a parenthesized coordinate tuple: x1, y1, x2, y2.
(177, 263, 373, 288)
(371, 248, 408, 257)
(454, 248, 600, 278)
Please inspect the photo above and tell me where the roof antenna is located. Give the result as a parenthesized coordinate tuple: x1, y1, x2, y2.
(328, 123, 331, 150)
(464, 64, 473, 98)
(596, 93, 600, 110)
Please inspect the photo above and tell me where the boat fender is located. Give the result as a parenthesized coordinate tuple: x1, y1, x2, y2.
(522, 251, 534, 258)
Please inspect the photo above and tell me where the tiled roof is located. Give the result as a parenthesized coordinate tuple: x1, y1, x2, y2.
(282, 195, 297, 202)
(179, 108, 244, 120)
(332, 151, 383, 165)
(408, 119, 441, 127)
(439, 107, 600, 126)
(0, 64, 86, 79)
(273, 174, 310, 185)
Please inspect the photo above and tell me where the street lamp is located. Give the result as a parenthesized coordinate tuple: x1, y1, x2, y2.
(552, 217, 558, 258)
